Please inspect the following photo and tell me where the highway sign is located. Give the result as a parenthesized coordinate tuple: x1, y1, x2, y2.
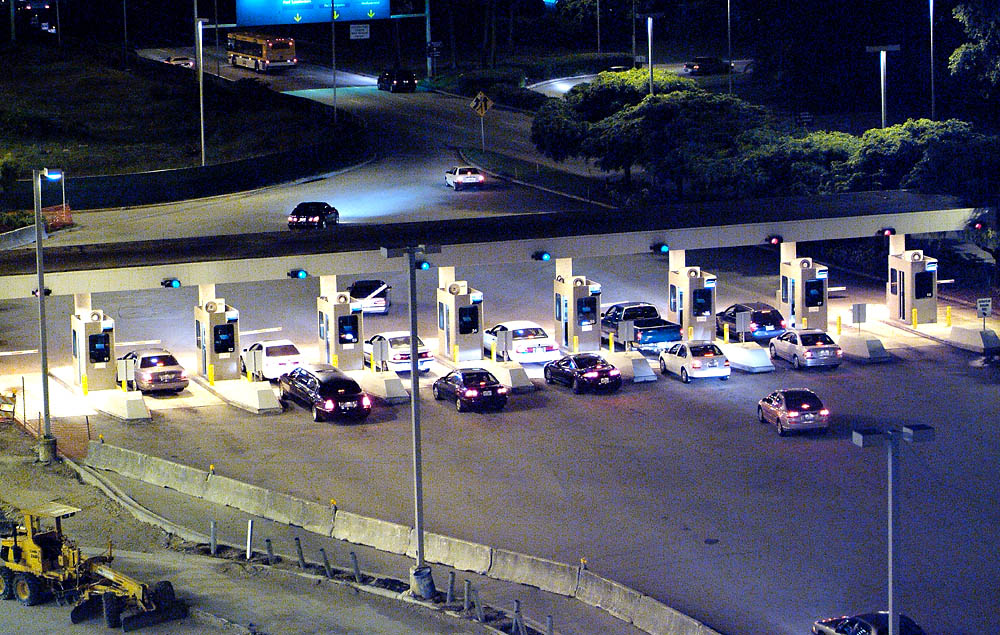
(350, 24, 370, 39)
(236, 0, 389, 27)
(977, 298, 992, 319)
(426, 41, 443, 58)
(470, 91, 493, 117)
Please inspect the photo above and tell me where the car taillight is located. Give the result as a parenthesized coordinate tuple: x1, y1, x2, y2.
(545, 345, 556, 351)
(362, 395, 372, 408)
(392, 353, 410, 361)
(691, 360, 702, 368)
(180, 370, 188, 378)
(749, 322, 758, 331)
(723, 360, 730, 366)
(780, 320, 787, 328)
(583, 371, 599, 378)
(310, 216, 319, 222)
(137, 371, 153, 380)
(464, 389, 478, 398)
(836, 349, 843, 356)
(476, 175, 484, 181)
(498, 386, 508, 394)
(515, 344, 529, 353)
(786, 410, 799, 417)
(419, 352, 430, 358)
(819, 409, 829, 416)
(804, 351, 814, 358)
(609, 368, 620, 376)
(324, 399, 335, 410)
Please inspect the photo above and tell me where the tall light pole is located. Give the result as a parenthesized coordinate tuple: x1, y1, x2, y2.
(122, 0, 128, 67)
(196, 18, 208, 167)
(381, 244, 441, 598)
(596, 0, 601, 54)
(726, 0, 732, 94)
(929, 0, 936, 119)
(647, 16, 654, 95)
(331, 6, 338, 124)
(631, 0, 636, 68)
(33, 168, 63, 464)
(852, 424, 935, 635)
(866, 45, 900, 129)
(425, 0, 433, 78)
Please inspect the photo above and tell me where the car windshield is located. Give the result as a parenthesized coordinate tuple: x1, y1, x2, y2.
(511, 327, 546, 339)
(351, 280, 388, 297)
(624, 305, 659, 319)
(462, 371, 497, 386)
(318, 378, 362, 398)
(783, 391, 823, 410)
(139, 354, 179, 368)
(690, 344, 723, 357)
(800, 333, 835, 346)
(573, 355, 604, 368)
(266, 344, 300, 357)
(387, 336, 425, 348)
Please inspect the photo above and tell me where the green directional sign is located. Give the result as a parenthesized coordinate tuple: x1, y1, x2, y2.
(236, 0, 390, 26)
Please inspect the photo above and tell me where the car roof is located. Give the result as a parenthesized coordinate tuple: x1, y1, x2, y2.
(778, 388, 819, 395)
(614, 301, 653, 308)
(299, 363, 347, 377)
(790, 328, 825, 334)
(373, 330, 419, 341)
(451, 165, 478, 170)
(128, 347, 175, 357)
(293, 201, 331, 208)
(256, 338, 296, 347)
(497, 320, 546, 330)
(740, 302, 779, 311)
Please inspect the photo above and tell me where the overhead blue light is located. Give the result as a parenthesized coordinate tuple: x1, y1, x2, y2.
(161, 278, 181, 289)
(416, 260, 431, 271)
(288, 269, 308, 279)
(650, 242, 669, 254)
(532, 250, 552, 262)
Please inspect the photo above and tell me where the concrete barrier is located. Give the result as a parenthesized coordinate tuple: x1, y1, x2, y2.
(142, 455, 209, 498)
(203, 474, 270, 518)
(476, 360, 535, 393)
(264, 491, 336, 535)
(333, 510, 412, 555)
(719, 343, 774, 373)
(949, 326, 999, 354)
(0, 225, 45, 251)
(349, 370, 410, 405)
(487, 549, 579, 597)
(603, 351, 657, 383)
(198, 379, 282, 415)
(86, 441, 148, 480)
(87, 389, 150, 422)
(632, 595, 721, 635)
(837, 333, 891, 362)
(575, 569, 641, 623)
(408, 532, 492, 574)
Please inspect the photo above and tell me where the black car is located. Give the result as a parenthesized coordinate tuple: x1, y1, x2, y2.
(716, 302, 787, 342)
(681, 57, 733, 75)
(432, 368, 508, 412)
(287, 201, 338, 229)
(543, 354, 622, 393)
(812, 612, 926, 635)
(377, 69, 417, 93)
(278, 363, 372, 422)
(347, 279, 391, 314)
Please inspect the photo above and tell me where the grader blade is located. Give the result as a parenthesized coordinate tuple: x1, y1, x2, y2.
(69, 596, 102, 624)
(120, 601, 189, 632)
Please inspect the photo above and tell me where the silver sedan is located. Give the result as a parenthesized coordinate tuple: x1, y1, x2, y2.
(769, 329, 843, 369)
(757, 388, 830, 436)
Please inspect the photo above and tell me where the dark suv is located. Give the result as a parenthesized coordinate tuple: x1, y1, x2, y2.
(278, 363, 372, 422)
(377, 69, 417, 93)
(288, 201, 338, 229)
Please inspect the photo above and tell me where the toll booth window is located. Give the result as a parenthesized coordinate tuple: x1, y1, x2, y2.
(669, 285, 677, 312)
(804, 279, 825, 308)
(914, 271, 934, 299)
(213, 324, 235, 353)
(338, 315, 359, 344)
(577, 296, 597, 326)
(318, 312, 326, 339)
(72, 329, 78, 359)
(438, 302, 446, 330)
(555, 293, 562, 321)
(88, 333, 110, 363)
(781, 276, 789, 303)
(692, 288, 713, 317)
(458, 306, 480, 335)
(889, 268, 898, 295)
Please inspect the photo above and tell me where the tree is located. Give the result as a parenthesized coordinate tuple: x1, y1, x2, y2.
(736, 130, 862, 197)
(565, 68, 698, 122)
(531, 98, 589, 162)
(949, 1, 1000, 104)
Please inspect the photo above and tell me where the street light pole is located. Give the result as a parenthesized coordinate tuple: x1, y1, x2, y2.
(596, 0, 601, 54)
(122, 0, 128, 67)
(726, 0, 732, 94)
(631, 0, 636, 69)
(425, 0, 433, 79)
(196, 18, 208, 167)
(929, 0, 936, 120)
(866, 45, 899, 129)
(33, 168, 63, 464)
(647, 16, 654, 96)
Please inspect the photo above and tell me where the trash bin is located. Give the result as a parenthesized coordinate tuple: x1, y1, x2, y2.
(409, 565, 436, 599)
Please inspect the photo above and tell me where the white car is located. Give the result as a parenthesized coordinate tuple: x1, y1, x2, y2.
(769, 329, 843, 369)
(445, 166, 485, 190)
(657, 341, 731, 383)
(482, 321, 561, 364)
(163, 56, 195, 68)
(363, 331, 432, 373)
(240, 339, 304, 381)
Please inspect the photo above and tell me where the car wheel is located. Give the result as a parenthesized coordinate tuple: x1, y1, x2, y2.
(432, 385, 442, 400)
(312, 405, 324, 422)
(278, 390, 288, 406)
(757, 406, 766, 423)
(572, 378, 584, 394)
(543, 368, 553, 384)
(455, 397, 466, 413)
(776, 417, 787, 436)
(659, 358, 668, 375)
(680, 368, 690, 384)
(769, 344, 777, 359)
(793, 355, 801, 370)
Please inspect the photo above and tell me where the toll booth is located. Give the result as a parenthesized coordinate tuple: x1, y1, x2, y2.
(554, 275, 602, 353)
(436, 281, 484, 362)
(777, 257, 829, 330)
(317, 292, 363, 370)
(667, 266, 718, 340)
(70, 309, 116, 390)
(194, 299, 240, 380)
(887, 250, 938, 323)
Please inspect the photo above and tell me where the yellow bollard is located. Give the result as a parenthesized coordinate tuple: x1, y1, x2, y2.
(912, 308, 918, 328)
(573, 335, 579, 353)
(491, 341, 497, 362)
(121, 379, 127, 392)
(453, 345, 459, 363)
(81, 374, 89, 396)
(836, 315, 842, 335)
(208, 364, 215, 386)
(802, 316, 808, 329)
(331, 354, 339, 368)
(723, 323, 729, 343)
(687, 325, 693, 340)
(209, 464, 215, 475)
(946, 306, 952, 327)
(608, 333, 614, 353)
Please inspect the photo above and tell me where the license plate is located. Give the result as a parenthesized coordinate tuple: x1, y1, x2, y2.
(341, 401, 357, 408)
(707, 360, 716, 367)
(482, 390, 492, 396)
(820, 350, 830, 357)
(600, 377, 609, 384)
(804, 414, 814, 420)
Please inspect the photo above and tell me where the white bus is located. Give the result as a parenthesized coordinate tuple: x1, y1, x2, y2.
(227, 33, 297, 73)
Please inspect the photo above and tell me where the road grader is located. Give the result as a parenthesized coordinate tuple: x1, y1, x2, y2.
(0, 502, 188, 631)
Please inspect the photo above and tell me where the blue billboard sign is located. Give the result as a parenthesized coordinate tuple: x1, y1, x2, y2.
(236, 0, 390, 26)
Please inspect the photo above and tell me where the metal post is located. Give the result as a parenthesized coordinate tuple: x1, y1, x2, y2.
(880, 49, 887, 129)
(265, 538, 275, 565)
(209, 520, 217, 555)
(446, 571, 455, 603)
(245, 519, 253, 560)
(320, 548, 333, 578)
(9, 0, 14, 43)
(350, 551, 362, 583)
(472, 588, 485, 622)
(547, 615, 554, 635)
(408, 247, 427, 570)
(726, 0, 732, 94)
(214, 0, 220, 77)
(463, 579, 471, 611)
(596, 0, 600, 53)
(196, 18, 207, 166)
(480, 116, 485, 152)
(294, 536, 306, 568)
(33, 170, 56, 463)
(425, 0, 433, 78)
(631, 0, 636, 68)
(647, 17, 654, 96)
(331, 8, 338, 124)
(888, 432, 900, 635)
(122, 0, 127, 67)
(55, 0, 61, 47)
(929, 0, 935, 119)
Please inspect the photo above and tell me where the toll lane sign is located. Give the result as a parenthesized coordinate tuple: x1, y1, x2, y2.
(236, 0, 389, 26)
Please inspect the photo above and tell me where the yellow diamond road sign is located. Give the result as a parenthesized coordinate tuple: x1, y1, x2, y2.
(470, 92, 493, 117)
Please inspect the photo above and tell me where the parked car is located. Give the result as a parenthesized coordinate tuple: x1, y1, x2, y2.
(347, 279, 391, 314)
(770, 329, 843, 369)
(377, 68, 417, 92)
(482, 321, 560, 363)
(278, 363, 372, 422)
(240, 339, 303, 381)
(600, 302, 682, 353)
(445, 166, 485, 191)
(757, 388, 830, 436)
(716, 302, 786, 342)
(287, 201, 338, 229)
(119, 348, 188, 393)
(681, 57, 733, 75)
(543, 353, 622, 393)
(363, 331, 432, 373)
(163, 56, 195, 68)
(813, 612, 926, 635)
(657, 341, 730, 383)
(432, 368, 508, 412)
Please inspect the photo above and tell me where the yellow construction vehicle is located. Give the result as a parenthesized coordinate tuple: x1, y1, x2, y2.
(0, 502, 188, 631)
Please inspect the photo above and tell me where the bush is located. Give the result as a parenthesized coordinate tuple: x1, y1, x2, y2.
(489, 84, 550, 111)
(0, 210, 34, 232)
